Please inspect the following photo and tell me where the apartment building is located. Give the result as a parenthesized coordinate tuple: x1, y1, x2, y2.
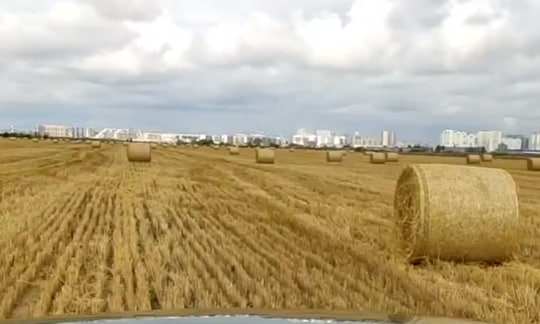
(530, 133, 540, 150)
(476, 131, 502, 152)
(381, 131, 396, 147)
(37, 124, 73, 138)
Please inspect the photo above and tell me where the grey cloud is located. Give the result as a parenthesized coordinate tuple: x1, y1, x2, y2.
(3, 0, 540, 142)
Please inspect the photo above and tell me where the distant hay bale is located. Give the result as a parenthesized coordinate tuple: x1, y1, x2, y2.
(527, 158, 540, 171)
(32, 138, 39, 142)
(365, 151, 374, 156)
(289, 148, 295, 152)
(466, 154, 481, 164)
(127, 143, 151, 162)
(255, 148, 275, 164)
(370, 152, 386, 164)
(123, 142, 129, 146)
(213, 145, 220, 150)
(394, 164, 520, 263)
(91, 141, 101, 149)
(326, 151, 343, 162)
(229, 146, 240, 155)
(161, 143, 168, 147)
(385, 152, 399, 162)
(193, 144, 199, 148)
(9, 137, 16, 141)
(85, 140, 92, 144)
(481, 154, 493, 162)
(52, 139, 59, 143)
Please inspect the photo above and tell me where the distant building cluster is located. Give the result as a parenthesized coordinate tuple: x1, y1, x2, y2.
(440, 129, 539, 152)
(292, 129, 397, 148)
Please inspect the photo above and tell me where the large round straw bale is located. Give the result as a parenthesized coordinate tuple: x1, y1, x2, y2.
(370, 152, 386, 164)
(85, 140, 92, 144)
(127, 143, 151, 162)
(91, 141, 101, 148)
(289, 148, 295, 152)
(394, 164, 519, 263)
(52, 139, 59, 143)
(326, 151, 343, 162)
(385, 152, 399, 162)
(213, 145, 220, 150)
(32, 138, 39, 142)
(229, 146, 240, 155)
(255, 148, 275, 164)
(527, 158, 540, 171)
(481, 154, 493, 162)
(466, 154, 481, 164)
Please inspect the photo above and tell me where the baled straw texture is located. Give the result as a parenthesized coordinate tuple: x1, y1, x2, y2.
(255, 148, 275, 164)
(289, 148, 296, 152)
(370, 152, 386, 164)
(127, 143, 151, 162)
(32, 138, 39, 142)
(385, 152, 399, 162)
(193, 144, 199, 148)
(466, 154, 481, 164)
(527, 158, 540, 171)
(326, 151, 343, 162)
(481, 154, 493, 162)
(150, 143, 158, 149)
(52, 139, 59, 143)
(9, 137, 16, 141)
(365, 151, 374, 156)
(91, 141, 101, 149)
(341, 151, 347, 156)
(229, 146, 240, 155)
(123, 142, 129, 146)
(394, 164, 520, 263)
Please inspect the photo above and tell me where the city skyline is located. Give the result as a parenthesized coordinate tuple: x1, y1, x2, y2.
(2, 1, 540, 143)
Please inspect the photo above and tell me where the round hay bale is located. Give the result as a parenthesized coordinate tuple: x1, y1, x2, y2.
(52, 139, 59, 143)
(127, 143, 151, 162)
(85, 140, 92, 144)
(365, 151, 374, 156)
(9, 137, 16, 141)
(32, 138, 39, 142)
(326, 151, 343, 162)
(91, 141, 101, 149)
(123, 142, 129, 146)
(255, 148, 275, 164)
(394, 164, 519, 263)
(161, 143, 168, 147)
(289, 148, 295, 152)
(481, 154, 493, 162)
(193, 144, 199, 148)
(213, 145, 220, 150)
(229, 146, 240, 155)
(370, 152, 386, 164)
(466, 154, 481, 164)
(385, 152, 399, 162)
(527, 158, 540, 171)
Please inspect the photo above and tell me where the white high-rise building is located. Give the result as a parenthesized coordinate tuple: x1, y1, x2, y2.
(381, 131, 396, 147)
(315, 130, 333, 147)
(37, 124, 73, 138)
(530, 133, 540, 150)
(476, 130, 502, 152)
(440, 129, 476, 147)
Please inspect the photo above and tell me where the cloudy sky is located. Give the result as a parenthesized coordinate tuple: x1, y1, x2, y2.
(1, 0, 539, 142)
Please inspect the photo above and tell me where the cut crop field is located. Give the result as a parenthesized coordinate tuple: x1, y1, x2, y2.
(0, 139, 539, 324)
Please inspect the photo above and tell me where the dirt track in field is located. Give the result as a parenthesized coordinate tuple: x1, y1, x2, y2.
(0, 139, 539, 324)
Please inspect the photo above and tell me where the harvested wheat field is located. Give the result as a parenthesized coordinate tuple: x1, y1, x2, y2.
(0, 140, 539, 324)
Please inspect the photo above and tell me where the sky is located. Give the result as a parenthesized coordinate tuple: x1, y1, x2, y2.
(1, 0, 540, 143)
